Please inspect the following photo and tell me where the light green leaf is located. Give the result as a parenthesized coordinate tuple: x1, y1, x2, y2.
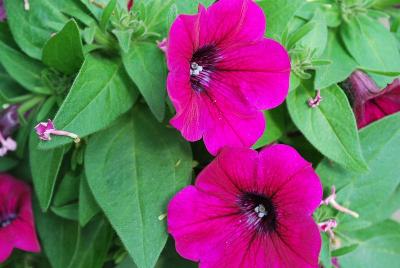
(287, 82, 368, 172)
(315, 30, 358, 89)
(100, 0, 117, 31)
(85, 106, 192, 268)
(39, 55, 138, 150)
(253, 107, 286, 149)
(297, 10, 328, 57)
(29, 132, 65, 211)
(122, 42, 166, 121)
(43, 20, 84, 75)
(317, 112, 400, 231)
(341, 14, 400, 72)
(258, 0, 304, 39)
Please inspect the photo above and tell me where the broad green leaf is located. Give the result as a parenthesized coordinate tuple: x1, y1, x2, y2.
(135, 0, 175, 36)
(338, 221, 400, 268)
(34, 205, 78, 268)
(35, 202, 112, 268)
(319, 233, 332, 268)
(68, 217, 113, 268)
(296, 1, 341, 27)
(43, 20, 84, 75)
(113, 29, 133, 52)
(258, 0, 304, 39)
(174, 0, 214, 14)
(4, 0, 66, 59)
(0, 40, 45, 93)
(29, 132, 65, 211)
(287, 82, 368, 172)
(341, 14, 400, 73)
(79, 174, 101, 226)
(122, 42, 166, 121)
(0, 156, 18, 172)
(317, 112, 400, 231)
(315, 31, 358, 89)
(39, 55, 138, 150)
(85, 106, 193, 268)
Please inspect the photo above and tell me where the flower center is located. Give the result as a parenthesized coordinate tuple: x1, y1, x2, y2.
(0, 213, 17, 228)
(238, 192, 277, 234)
(190, 45, 220, 93)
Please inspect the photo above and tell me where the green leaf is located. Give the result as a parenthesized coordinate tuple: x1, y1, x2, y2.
(319, 233, 332, 268)
(29, 132, 66, 211)
(136, 0, 175, 36)
(296, 1, 341, 27)
(287, 82, 368, 172)
(258, 0, 304, 39)
(113, 29, 133, 53)
(79, 174, 101, 226)
(338, 221, 400, 267)
(341, 14, 400, 73)
(317, 112, 400, 231)
(297, 10, 328, 57)
(53, 173, 80, 207)
(0, 40, 45, 93)
(315, 30, 358, 89)
(85, 106, 193, 268)
(173, 0, 214, 15)
(52, 203, 79, 221)
(3, 0, 67, 59)
(39, 55, 138, 150)
(100, 0, 117, 31)
(42, 20, 84, 75)
(122, 42, 166, 121)
(35, 202, 112, 268)
(0, 156, 18, 172)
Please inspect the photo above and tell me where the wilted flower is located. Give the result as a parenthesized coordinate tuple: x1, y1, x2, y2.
(0, 174, 41, 262)
(167, 0, 291, 155)
(0, 106, 19, 157)
(0, 0, 6, 21)
(127, 0, 133, 11)
(35, 119, 80, 143)
(168, 145, 322, 267)
(348, 71, 400, 128)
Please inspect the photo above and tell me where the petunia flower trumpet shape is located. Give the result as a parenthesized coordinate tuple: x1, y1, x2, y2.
(0, 174, 41, 262)
(168, 145, 323, 267)
(349, 71, 400, 128)
(0, 0, 5, 21)
(166, 0, 291, 155)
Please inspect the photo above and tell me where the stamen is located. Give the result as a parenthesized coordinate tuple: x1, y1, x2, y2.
(190, 62, 203, 76)
(24, 0, 30, 11)
(254, 204, 268, 218)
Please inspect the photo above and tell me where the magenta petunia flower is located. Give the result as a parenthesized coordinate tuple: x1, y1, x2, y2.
(0, 174, 41, 262)
(0, 0, 5, 21)
(168, 145, 322, 267)
(348, 71, 400, 128)
(166, 0, 291, 155)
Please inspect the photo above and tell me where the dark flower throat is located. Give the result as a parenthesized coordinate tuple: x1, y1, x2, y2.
(238, 192, 277, 234)
(190, 45, 220, 93)
(0, 212, 17, 228)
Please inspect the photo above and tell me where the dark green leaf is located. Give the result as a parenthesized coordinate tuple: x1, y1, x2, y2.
(39, 55, 138, 150)
(100, 0, 117, 31)
(53, 173, 80, 207)
(51, 203, 79, 221)
(79, 174, 101, 226)
(287, 82, 368, 171)
(42, 20, 84, 75)
(122, 42, 166, 121)
(30, 132, 66, 211)
(85, 106, 192, 268)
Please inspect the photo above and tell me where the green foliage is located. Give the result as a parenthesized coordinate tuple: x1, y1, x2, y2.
(42, 20, 84, 75)
(85, 107, 192, 268)
(287, 82, 368, 172)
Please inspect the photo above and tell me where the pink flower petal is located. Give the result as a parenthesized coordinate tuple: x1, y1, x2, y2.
(198, 0, 266, 48)
(257, 145, 323, 214)
(217, 39, 291, 109)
